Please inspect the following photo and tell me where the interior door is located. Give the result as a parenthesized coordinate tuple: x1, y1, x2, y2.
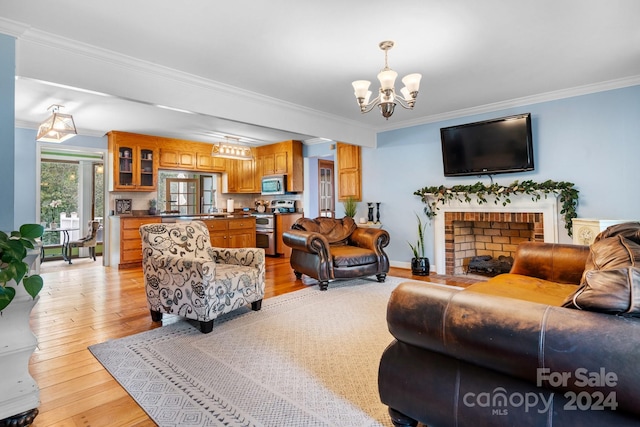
(166, 178, 199, 215)
(318, 159, 334, 218)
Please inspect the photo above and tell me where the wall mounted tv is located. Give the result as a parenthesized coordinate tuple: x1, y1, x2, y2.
(440, 113, 534, 177)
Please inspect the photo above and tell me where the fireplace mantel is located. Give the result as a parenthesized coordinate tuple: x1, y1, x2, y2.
(427, 192, 560, 274)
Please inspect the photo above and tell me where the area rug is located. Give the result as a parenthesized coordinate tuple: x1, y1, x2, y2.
(89, 276, 461, 427)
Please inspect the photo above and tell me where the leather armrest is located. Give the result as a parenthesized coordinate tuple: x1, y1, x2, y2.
(349, 228, 390, 252)
(282, 230, 331, 255)
(510, 242, 589, 284)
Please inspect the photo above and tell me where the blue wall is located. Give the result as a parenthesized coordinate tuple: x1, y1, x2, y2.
(366, 85, 640, 265)
(0, 34, 15, 231)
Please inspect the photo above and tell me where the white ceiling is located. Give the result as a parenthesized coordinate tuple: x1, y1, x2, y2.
(3, 0, 640, 146)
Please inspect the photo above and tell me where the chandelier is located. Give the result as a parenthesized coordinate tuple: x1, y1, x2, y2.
(352, 41, 422, 119)
(211, 137, 254, 160)
(36, 104, 77, 143)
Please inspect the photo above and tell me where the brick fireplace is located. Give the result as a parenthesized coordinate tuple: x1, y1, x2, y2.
(429, 193, 560, 275)
(445, 211, 544, 275)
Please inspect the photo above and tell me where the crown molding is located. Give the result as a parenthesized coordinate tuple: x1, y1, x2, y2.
(0, 17, 30, 38)
(8, 23, 367, 133)
(375, 74, 640, 133)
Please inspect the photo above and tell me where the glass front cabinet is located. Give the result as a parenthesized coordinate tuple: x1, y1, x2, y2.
(109, 132, 158, 191)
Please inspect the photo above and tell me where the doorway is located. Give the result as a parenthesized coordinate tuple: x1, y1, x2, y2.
(318, 159, 335, 218)
(38, 146, 106, 266)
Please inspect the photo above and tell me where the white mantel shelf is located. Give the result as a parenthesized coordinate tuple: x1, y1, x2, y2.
(427, 192, 560, 275)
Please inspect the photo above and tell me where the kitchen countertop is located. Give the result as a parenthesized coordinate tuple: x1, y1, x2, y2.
(111, 211, 303, 219)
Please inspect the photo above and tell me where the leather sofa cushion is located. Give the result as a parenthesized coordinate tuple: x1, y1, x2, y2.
(573, 267, 640, 314)
(594, 221, 640, 244)
(292, 216, 357, 245)
(330, 245, 377, 267)
(563, 224, 640, 316)
(466, 274, 577, 306)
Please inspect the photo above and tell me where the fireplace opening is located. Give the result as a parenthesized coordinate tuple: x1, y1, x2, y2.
(445, 212, 544, 276)
(466, 255, 514, 277)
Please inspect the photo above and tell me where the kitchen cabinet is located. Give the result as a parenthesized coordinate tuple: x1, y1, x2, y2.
(337, 142, 362, 201)
(159, 147, 196, 169)
(196, 152, 226, 172)
(108, 131, 158, 191)
(276, 213, 303, 257)
(202, 217, 256, 248)
(255, 140, 303, 192)
(118, 216, 161, 268)
(224, 159, 257, 193)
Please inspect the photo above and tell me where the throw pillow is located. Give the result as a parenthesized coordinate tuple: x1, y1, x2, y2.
(563, 235, 640, 316)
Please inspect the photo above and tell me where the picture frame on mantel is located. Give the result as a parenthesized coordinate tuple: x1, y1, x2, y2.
(115, 198, 132, 215)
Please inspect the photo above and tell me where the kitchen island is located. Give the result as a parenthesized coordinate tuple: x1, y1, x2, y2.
(109, 213, 256, 269)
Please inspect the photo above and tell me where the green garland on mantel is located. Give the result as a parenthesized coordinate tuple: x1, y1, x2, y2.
(414, 180, 579, 237)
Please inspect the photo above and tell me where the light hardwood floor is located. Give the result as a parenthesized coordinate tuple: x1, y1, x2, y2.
(29, 257, 476, 426)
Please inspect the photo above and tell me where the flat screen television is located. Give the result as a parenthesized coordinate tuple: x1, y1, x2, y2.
(440, 113, 534, 177)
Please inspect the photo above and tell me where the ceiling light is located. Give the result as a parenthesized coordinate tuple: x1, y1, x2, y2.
(352, 41, 422, 120)
(211, 137, 254, 160)
(36, 104, 77, 143)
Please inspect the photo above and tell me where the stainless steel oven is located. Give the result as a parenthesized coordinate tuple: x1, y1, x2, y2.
(253, 214, 276, 256)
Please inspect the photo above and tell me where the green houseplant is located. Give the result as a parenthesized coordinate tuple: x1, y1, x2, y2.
(342, 197, 358, 218)
(408, 213, 430, 276)
(0, 224, 45, 311)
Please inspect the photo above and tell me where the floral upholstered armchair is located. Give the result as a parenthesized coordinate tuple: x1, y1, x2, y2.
(139, 221, 265, 333)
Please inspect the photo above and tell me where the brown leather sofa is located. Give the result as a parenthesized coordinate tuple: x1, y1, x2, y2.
(379, 223, 640, 426)
(282, 216, 390, 290)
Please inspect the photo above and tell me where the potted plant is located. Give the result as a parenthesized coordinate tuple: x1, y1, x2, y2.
(408, 213, 430, 276)
(0, 223, 44, 425)
(148, 199, 157, 215)
(342, 197, 358, 218)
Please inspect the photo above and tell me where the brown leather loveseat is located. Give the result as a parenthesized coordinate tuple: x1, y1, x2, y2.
(282, 216, 390, 290)
(379, 222, 640, 426)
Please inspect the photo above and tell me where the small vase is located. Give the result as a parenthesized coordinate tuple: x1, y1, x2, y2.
(49, 222, 58, 230)
(411, 257, 430, 276)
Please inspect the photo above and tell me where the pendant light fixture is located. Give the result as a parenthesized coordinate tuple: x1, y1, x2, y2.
(36, 104, 77, 143)
(352, 41, 422, 119)
(210, 136, 254, 160)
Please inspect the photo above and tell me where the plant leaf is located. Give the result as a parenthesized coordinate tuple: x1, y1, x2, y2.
(23, 275, 43, 300)
(0, 286, 16, 311)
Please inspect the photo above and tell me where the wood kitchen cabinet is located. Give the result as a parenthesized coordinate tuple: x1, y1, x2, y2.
(118, 216, 161, 268)
(276, 213, 303, 257)
(224, 159, 257, 193)
(108, 131, 158, 191)
(202, 217, 256, 248)
(196, 152, 226, 172)
(159, 146, 196, 169)
(255, 140, 303, 192)
(337, 142, 362, 201)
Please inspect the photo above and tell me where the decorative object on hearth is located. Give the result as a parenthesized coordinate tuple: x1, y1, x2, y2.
(367, 202, 374, 222)
(0, 224, 44, 425)
(352, 41, 422, 119)
(35, 104, 77, 143)
(376, 202, 381, 224)
(408, 213, 430, 276)
(342, 196, 358, 218)
(210, 136, 253, 160)
(414, 180, 579, 236)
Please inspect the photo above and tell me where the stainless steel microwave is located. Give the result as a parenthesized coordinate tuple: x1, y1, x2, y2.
(261, 175, 286, 195)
